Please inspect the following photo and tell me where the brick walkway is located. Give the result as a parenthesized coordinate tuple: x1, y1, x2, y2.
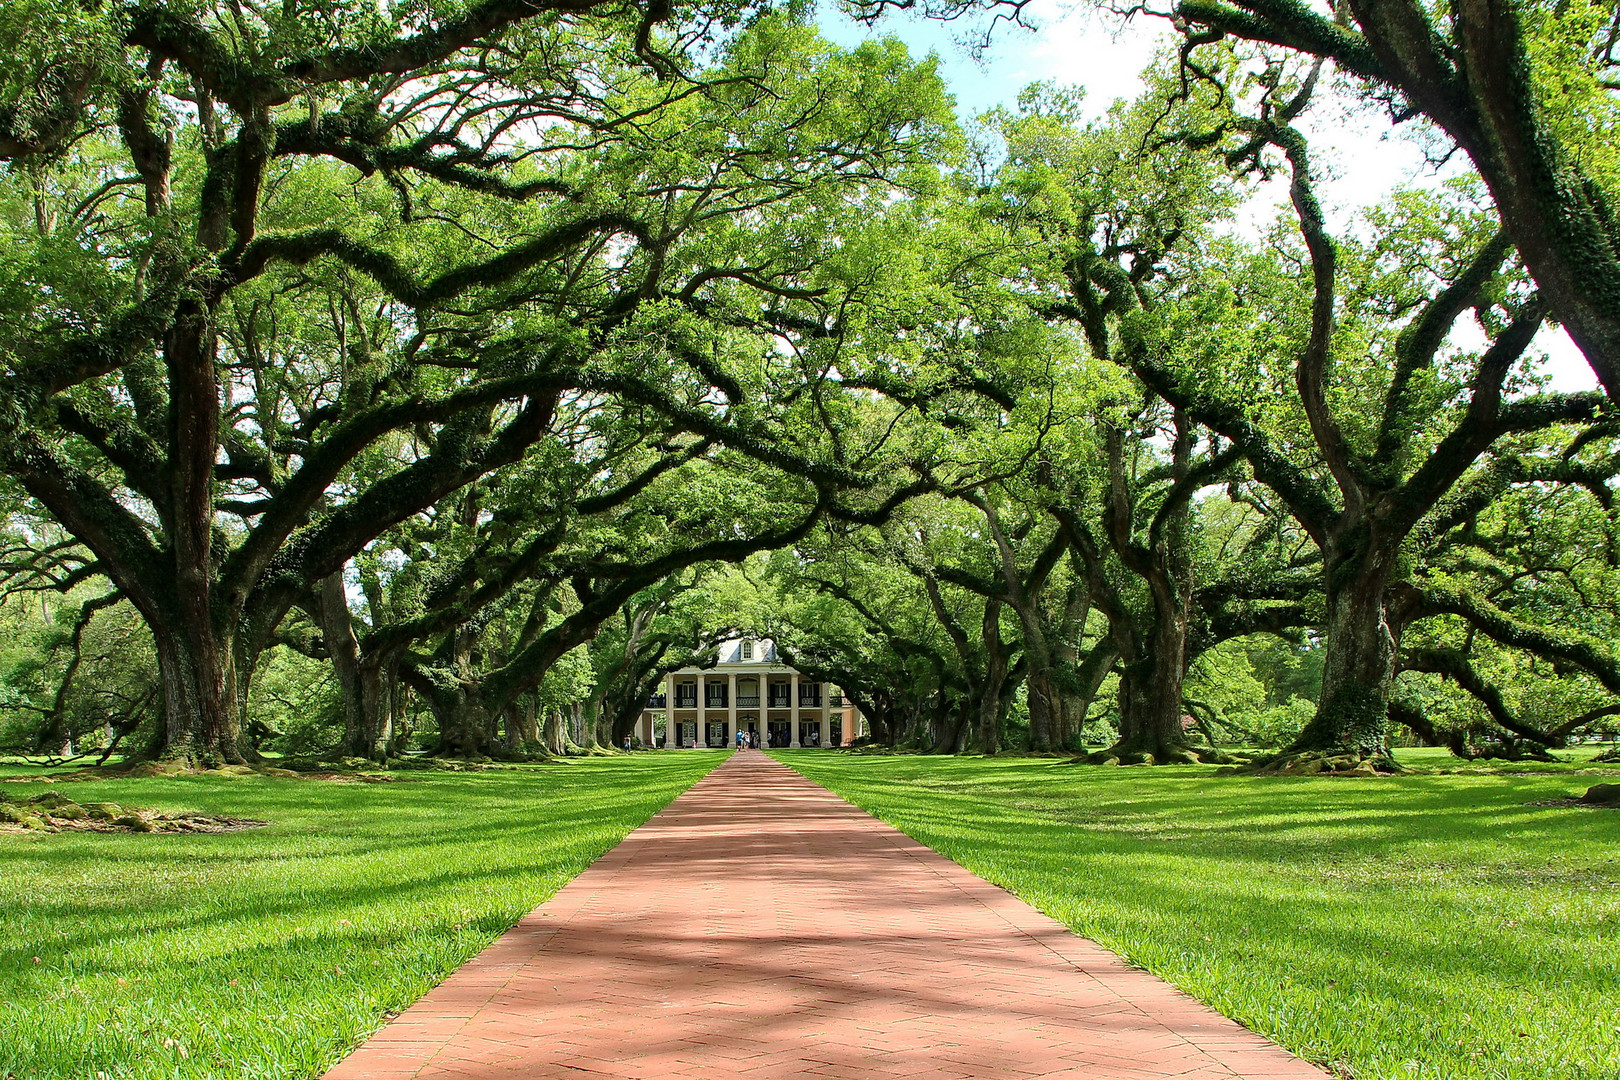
(324, 752, 1324, 1079)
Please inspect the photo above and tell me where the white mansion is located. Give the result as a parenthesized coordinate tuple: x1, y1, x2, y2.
(635, 639, 863, 749)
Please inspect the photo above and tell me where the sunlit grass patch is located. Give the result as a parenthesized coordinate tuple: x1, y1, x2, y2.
(1, 754, 720, 1080)
(778, 751, 1620, 1080)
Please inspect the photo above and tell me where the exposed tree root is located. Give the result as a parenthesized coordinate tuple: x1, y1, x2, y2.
(1245, 749, 1401, 776)
(0, 789, 266, 833)
(1579, 783, 1620, 806)
(1075, 740, 1248, 766)
(1450, 740, 1558, 763)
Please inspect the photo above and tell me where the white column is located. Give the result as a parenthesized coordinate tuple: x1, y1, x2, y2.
(663, 674, 674, 749)
(728, 672, 737, 751)
(696, 674, 707, 748)
(790, 673, 801, 748)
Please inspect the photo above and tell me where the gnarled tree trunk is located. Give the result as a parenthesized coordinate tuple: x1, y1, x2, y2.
(978, 600, 1009, 756)
(151, 616, 245, 765)
(1291, 548, 1398, 758)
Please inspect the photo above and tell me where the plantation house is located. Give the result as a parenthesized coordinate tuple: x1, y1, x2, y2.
(637, 640, 862, 749)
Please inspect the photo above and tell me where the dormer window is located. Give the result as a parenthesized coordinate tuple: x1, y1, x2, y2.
(741, 640, 753, 660)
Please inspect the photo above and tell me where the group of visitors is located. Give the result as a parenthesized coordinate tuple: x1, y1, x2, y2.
(734, 729, 761, 750)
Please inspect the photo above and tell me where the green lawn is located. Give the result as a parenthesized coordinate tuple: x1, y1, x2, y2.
(0, 754, 720, 1080)
(776, 750, 1620, 1080)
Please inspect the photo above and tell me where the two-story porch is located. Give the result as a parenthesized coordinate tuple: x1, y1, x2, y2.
(634, 639, 861, 749)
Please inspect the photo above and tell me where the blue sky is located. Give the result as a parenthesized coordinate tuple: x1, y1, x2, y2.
(817, 1, 1168, 121)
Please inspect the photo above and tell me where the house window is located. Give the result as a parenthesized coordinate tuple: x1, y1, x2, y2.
(741, 640, 753, 660)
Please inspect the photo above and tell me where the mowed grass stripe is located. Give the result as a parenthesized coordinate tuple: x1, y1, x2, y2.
(0, 754, 721, 1080)
(776, 750, 1620, 1080)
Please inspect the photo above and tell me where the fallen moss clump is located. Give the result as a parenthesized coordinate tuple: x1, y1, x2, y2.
(0, 790, 265, 834)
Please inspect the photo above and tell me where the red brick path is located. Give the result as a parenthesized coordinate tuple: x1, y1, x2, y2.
(324, 752, 1324, 1079)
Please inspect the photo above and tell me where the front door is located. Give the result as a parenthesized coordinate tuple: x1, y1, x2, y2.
(768, 720, 791, 748)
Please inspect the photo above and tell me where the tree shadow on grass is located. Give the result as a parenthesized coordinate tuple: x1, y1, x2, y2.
(781, 754, 1620, 1080)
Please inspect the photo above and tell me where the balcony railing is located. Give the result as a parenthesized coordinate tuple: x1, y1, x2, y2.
(799, 696, 822, 708)
(767, 695, 791, 708)
(647, 694, 667, 708)
(829, 695, 844, 707)
(736, 695, 760, 707)
(704, 695, 728, 708)
(674, 696, 697, 709)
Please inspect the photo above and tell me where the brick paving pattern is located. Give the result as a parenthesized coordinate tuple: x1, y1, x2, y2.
(324, 752, 1324, 1079)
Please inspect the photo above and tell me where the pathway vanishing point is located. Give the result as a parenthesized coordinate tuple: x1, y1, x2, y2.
(324, 752, 1325, 1079)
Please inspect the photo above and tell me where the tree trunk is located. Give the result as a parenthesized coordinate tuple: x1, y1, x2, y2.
(431, 684, 492, 757)
(506, 695, 540, 751)
(542, 708, 570, 755)
(423, 631, 493, 758)
(314, 572, 371, 759)
(571, 700, 598, 750)
(1291, 555, 1397, 758)
(978, 600, 1007, 756)
(1091, 597, 1199, 763)
(925, 693, 958, 752)
(954, 704, 972, 752)
(844, 687, 893, 746)
(1052, 583, 1094, 750)
(1128, 610, 1196, 761)
(357, 655, 396, 758)
(1014, 601, 1058, 752)
(1087, 414, 1206, 765)
(939, 694, 972, 753)
(151, 618, 244, 765)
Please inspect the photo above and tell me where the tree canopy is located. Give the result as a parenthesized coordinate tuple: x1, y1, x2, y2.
(1, 1, 1616, 772)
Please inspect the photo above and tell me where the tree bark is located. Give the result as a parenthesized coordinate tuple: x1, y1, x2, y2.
(571, 700, 597, 750)
(1292, 551, 1398, 757)
(358, 655, 397, 758)
(151, 618, 243, 765)
(1014, 603, 1058, 752)
(314, 571, 371, 758)
(506, 696, 540, 750)
(842, 687, 893, 746)
(1111, 606, 1195, 762)
(430, 685, 492, 757)
(978, 600, 1008, 756)
(541, 707, 570, 755)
